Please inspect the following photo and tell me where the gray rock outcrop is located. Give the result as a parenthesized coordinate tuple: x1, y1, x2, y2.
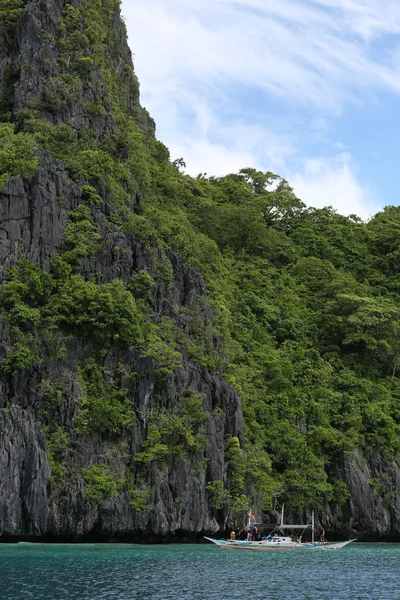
(0, 148, 244, 539)
(0, 406, 50, 538)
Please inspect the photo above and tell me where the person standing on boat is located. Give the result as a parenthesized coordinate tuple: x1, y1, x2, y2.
(229, 530, 236, 542)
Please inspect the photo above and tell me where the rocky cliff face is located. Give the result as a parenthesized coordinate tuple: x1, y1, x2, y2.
(0, 0, 243, 541)
(0, 406, 50, 538)
(0, 0, 398, 542)
(324, 450, 400, 541)
(0, 152, 244, 540)
(3, 0, 153, 134)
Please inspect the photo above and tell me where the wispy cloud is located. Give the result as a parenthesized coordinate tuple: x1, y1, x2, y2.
(167, 120, 296, 177)
(122, 0, 398, 218)
(290, 153, 377, 220)
(125, 0, 400, 107)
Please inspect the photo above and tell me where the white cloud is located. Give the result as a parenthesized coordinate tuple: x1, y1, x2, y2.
(310, 0, 400, 39)
(121, 0, 397, 218)
(290, 154, 376, 220)
(169, 121, 295, 177)
(124, 0, 400, 110)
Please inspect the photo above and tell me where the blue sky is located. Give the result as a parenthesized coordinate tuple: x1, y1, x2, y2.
(122, 0, 400, 220)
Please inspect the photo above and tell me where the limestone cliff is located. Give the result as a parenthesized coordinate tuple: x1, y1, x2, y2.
(0, 155, 244, 540)
(0, 0, 399, 542)
(0, 0, 243, 541)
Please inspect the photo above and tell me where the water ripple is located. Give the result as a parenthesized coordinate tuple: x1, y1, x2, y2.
(0, 543, 399, 600)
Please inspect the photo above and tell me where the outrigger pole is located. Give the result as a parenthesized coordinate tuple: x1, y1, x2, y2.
(312, 510, 314, 544)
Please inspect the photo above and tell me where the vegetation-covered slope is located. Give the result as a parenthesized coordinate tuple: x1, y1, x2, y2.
(1, 0, 400, 537)
(128, 163, 400, 511)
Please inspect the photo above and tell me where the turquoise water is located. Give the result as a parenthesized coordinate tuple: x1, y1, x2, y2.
(0, 542, 399, 599)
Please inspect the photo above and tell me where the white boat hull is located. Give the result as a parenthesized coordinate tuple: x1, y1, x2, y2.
(204, 537, 356, 551)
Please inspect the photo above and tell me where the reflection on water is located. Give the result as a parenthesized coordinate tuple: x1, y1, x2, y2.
(1, 542, 399, 600)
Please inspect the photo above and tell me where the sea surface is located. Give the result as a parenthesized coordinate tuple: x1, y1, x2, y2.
(0, 542, 398, 600)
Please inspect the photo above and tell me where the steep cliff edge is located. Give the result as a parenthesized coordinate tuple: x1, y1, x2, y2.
(1, 0, 400, 542)
(0, 154, 243, 540)
(0, 0, 244, 541)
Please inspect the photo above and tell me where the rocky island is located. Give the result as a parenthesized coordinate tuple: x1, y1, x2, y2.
(1, 0, 400, 542)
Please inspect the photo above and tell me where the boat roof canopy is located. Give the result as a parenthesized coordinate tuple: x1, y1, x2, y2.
(280, 524, 312, 529)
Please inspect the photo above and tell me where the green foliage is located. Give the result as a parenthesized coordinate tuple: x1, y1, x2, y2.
(229, 494, 250, 519)
(75, 359, 135, 436)
(225, 437, 246, 498)
(46, 276, 145, 348)
(0, 64, 17, 121)
(81, 185, 103, 207)
(38, 379, 64, 421)
(369, 475, 395, 509)
(0, 0, 27, 44)
(22, 117, 77, 158)
(82, 463, 122, 504)
(8, 303, 41, 328)
(69, 150, 116, 183)
(1, 334, 40, 373)
(61, 205, 101, 265)
(44, 426, 70, 492)
(206, 480, 229, 511)
(330, 479, 350, 506)
(129, 486, 154, 511)
(129, 270, 155, 302)
(0, 263, 53, 374)
(140, 317, 183, 376)
(133, 420, 170, 465)
(0, 123, 38, 189)
(153, 255, 173, 282)
(0, 258, 149, 376)
(135, 390, 209, 467)
(42, 74, 81, 114)
(244, 445, 277, 510)
(141, 339, 182, 377)
(0, 261, 53, 310)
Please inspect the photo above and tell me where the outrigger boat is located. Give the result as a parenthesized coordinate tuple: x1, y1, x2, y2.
(205, 506, 356, 551)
